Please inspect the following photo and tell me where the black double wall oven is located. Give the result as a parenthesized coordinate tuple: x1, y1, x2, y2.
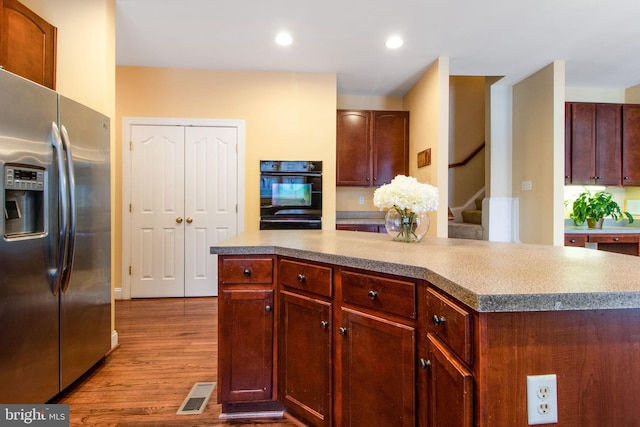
(260, 160, 322, 229)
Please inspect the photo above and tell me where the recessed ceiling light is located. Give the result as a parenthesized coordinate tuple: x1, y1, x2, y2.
(385, 36, 403, 49)
(275, 32, 293, 46)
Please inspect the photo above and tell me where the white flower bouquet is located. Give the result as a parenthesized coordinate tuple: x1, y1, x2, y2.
(373, 175, 439, 242)
(373, 175, 439, 213)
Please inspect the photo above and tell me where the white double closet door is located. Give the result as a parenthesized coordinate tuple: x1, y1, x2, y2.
(129, 124, 238, 298)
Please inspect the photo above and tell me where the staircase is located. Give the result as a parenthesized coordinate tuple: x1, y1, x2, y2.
(448, 198, 484, 240)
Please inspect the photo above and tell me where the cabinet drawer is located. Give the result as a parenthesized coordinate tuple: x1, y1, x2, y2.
(280, 259, 333, 297)
(221, 257, 273, 284)
(588, 234, 640, 244)
(426, 288, 473, 365)
(564, 235, 586, 247)
(341, 270, 416, 319)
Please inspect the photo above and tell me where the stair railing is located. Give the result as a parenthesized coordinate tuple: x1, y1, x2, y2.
(448, 141, 485, 169)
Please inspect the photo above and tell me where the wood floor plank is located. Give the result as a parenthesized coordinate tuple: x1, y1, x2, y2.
(51, 297, 303, 426)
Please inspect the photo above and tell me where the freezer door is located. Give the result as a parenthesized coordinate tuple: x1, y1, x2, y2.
(0, 69, 60, 403)
(58, 96, 111, 390)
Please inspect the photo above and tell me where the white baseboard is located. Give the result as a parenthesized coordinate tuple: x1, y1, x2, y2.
(114, 287, 122, 300)
(111, 330, 118, 349)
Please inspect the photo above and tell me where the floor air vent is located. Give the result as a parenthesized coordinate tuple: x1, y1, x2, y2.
(176, 382, 216, 415)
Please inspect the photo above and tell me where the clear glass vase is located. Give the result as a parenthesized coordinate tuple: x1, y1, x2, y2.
(385, 208, 430, 242)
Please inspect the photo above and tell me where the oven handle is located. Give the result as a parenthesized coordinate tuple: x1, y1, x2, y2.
(260, 171, 322, 177)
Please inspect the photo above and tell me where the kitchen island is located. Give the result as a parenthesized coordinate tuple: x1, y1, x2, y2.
(211, 230, 640, 426)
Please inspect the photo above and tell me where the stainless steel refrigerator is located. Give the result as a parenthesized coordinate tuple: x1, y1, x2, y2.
(0, 69, 111, 403)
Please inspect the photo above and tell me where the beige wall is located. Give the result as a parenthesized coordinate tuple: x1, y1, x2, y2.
(403, 58, 449, 237)
(512, 62, 565, 245)
(626, 84, 640, 103)
(449, 76, 486, 207)
(116, 67, 337, 281)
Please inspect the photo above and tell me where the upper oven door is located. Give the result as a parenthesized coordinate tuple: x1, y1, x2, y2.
(259, 161, 323, 216)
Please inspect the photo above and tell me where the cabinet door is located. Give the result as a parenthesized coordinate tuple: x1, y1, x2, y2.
(569, 102, 622, 185)
(219, 289, 274, 403)
(594, 103, 622, 185)
(280, 292, 332, 427)
(622, 105, 640, 185)
(426, 334, 473, 427)
(570, 103, 597, 184)
(372, 111, 409, 186)
(338, 308, 415, 427)
(565, 103, 572, 184)
(337, 110, 371, 186)
(0, 0, 56, 89)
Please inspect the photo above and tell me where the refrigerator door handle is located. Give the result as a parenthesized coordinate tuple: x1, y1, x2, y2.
(49, 122, 70, 296)
(59, 124, 76, 293)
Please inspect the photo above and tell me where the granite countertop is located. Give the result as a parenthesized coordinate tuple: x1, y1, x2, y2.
(210, 230, 640, 313)
(335, 211, 385, 225)
(565, 218, 640, 234)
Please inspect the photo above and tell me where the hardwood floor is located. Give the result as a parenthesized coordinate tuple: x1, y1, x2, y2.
(52, 298, 303, 426)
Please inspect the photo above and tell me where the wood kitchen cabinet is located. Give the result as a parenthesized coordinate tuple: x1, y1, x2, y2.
(564, 233, 640, 256)
(337, 269, 417, 427)
(280, 292, 332, 426)
(622, 104, 640, 185)
(279, 258, 333, 426)
(336, 110, 409, 187)
(338, 308, 415, 427)
(218, 256, 279, 412)
(425, 334, 473, 427)
(0, 0, 56, 89)
(566, 102, 621, 185)
(419, 287, 474, 427)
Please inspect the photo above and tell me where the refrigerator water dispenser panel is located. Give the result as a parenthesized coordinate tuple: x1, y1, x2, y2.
(4, 164, 45, 237)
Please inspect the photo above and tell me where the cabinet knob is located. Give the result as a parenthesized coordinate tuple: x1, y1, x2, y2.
(432, 315, 446, 325)
(367, 290, 378, 300)
(624, 176, 630, 180)
(614, 237, 619, 241)
(297, 274, 306, 282)
(338, 327, 347, 336)
(570, 239, 576, 243)
(419, 358, 432, 369)
(366, 177, 370, 182)
(265, 305, 272, 313)
(320, 320, 329, 329)
(243, 268, 251, 276)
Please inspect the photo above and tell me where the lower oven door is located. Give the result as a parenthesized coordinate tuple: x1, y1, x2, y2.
(260, 217, 322, 230)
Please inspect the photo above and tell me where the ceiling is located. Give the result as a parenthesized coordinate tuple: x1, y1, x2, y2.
(116, 0, 640, 97)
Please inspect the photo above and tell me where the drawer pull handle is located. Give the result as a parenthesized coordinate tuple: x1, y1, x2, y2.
(297, 274, 306, 282)
(265, 305, 272, 313)
(432, 315, 446, 325)
(338, 327, 347, 336)
(419, 358, 432, 369)
(368, 290, 378, 300)
(320, 320, 329, 329)
(243, 268, 251, 276)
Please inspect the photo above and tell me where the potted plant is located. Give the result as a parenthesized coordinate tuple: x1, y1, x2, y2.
(570, 190, 634, 228)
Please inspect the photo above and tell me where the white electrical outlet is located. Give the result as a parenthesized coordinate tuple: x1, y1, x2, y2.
(527, 374, 558, 425)
(358, 196, 365, 205)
